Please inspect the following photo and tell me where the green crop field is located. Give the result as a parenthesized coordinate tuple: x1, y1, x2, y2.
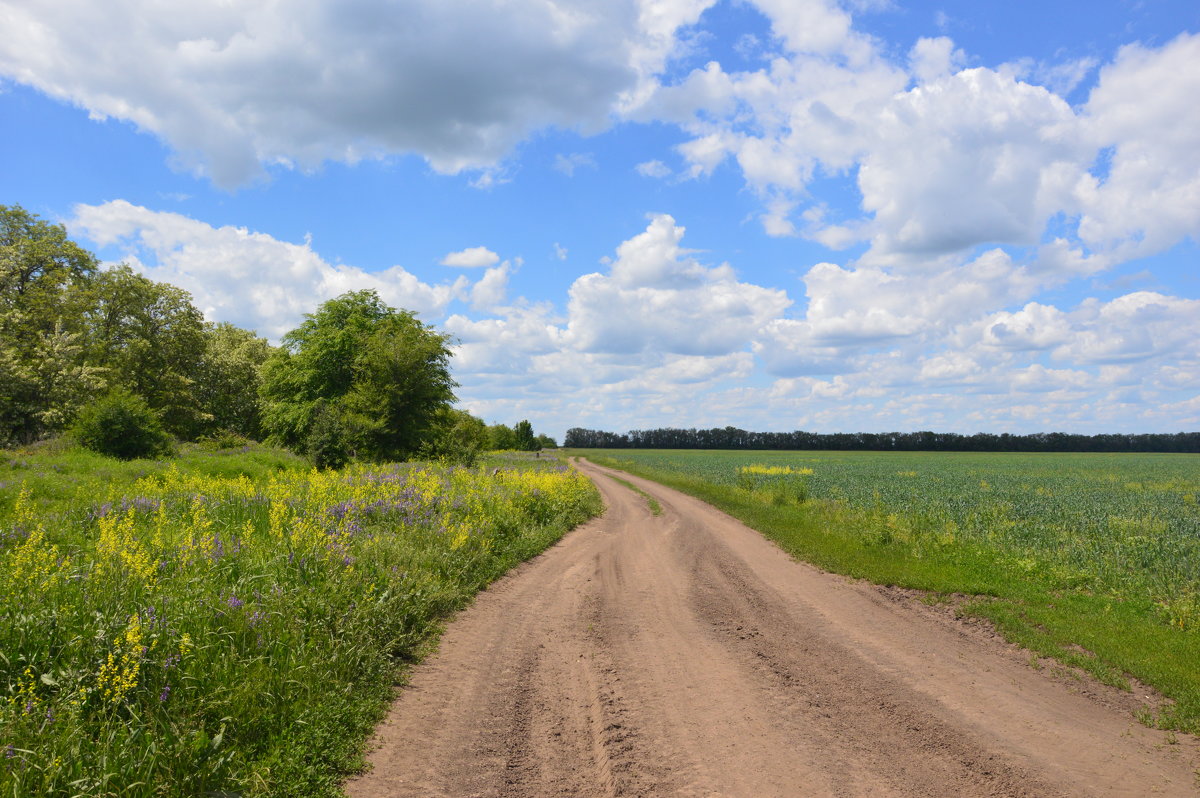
(577, 448, 1200, 731)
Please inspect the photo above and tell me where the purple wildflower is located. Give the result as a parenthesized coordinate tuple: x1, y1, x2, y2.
(226, 594, 244, 610)
(159, 683, 171, 702)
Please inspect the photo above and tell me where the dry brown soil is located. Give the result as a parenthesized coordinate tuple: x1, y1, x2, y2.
(346, 458, 1199, 797)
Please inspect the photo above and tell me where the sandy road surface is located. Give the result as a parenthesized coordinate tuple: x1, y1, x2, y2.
(347, 458, 1198, 797)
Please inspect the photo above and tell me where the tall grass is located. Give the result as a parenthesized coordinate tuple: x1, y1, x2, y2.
(1, 444, 601, 796)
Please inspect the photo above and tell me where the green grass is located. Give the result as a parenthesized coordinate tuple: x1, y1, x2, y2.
(602, 473, 663, 516)
(1, 441, 602, 796)
(571, 448, 1200, 732)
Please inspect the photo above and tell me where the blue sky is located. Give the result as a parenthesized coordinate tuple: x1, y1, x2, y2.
(2, 0, 1198, 439)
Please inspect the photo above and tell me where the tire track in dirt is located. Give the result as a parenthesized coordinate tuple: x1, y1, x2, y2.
(345, 458, 1199, 797)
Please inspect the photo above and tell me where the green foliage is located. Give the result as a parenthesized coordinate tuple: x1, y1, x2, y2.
(82, 265, 210, 439)
(421, 407, 489, 466)
(514, 419, 537, 451)
(195, 322, 275, 440)
(486, 423, 518, 450)
(0, 205, 99, 444)
(71, 388, 174, 460)
(1, 205, 279, 449)
(305, 401, 353, 470)
(486, 421, 553, 451)
(260, 290, 456, 462)
(0, 448, 600, 795)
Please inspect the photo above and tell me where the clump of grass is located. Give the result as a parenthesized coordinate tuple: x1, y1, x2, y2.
(604, 473, 663, 516)
(0, 444, 601, 796)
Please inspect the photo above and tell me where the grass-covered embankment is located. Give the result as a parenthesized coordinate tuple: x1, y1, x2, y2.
(577, 449, 1200, 733)
(1, 443, 601, 796)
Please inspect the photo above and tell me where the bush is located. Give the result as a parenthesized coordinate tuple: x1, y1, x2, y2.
(71, 388, 175, 460)
(306, 403, 352, 470)
(196, 428, 254, 451)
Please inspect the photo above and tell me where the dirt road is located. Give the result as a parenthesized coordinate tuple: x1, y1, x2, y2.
(346, 458, 1198, 797)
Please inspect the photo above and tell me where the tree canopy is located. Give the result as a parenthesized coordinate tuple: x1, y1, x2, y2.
(0, 204, 273, 447)
(259, 290, 457, 461)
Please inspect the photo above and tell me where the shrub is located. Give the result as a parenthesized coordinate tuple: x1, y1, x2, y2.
(196, 428, 253, 451)
(306, 403, 352, 470)
(71, 388, 174, 460)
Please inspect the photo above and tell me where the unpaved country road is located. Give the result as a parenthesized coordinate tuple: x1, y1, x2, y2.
(346, 458, 1198, 797)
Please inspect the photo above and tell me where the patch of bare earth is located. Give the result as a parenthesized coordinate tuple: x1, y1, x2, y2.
(345, 459, 1199, 797)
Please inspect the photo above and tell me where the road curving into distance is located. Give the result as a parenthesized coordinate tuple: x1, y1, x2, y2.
(346, 457, 1198, 797)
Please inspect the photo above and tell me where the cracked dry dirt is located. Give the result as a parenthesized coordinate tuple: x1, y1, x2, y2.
(346, 458, 1199, 797)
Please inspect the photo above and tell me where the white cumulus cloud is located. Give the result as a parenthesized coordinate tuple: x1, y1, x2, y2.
(0, 0, 715, 186)
(69, 201, 472, 340)
(441, 246, 501, 268)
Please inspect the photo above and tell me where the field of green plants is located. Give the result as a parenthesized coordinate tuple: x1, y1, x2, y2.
(580, 448, 1200, 730)
(0, 443, 600, 796)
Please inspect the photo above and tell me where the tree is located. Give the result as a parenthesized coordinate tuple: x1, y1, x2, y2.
(0, 205, 99, 443)
(514, 419, 538, 451)
(260, 290, 456, 462)
(486, 423, 518, 450)
(195, 322, 275, 439)
(82, 265, 209, 438)
(421, 407, 489, 466)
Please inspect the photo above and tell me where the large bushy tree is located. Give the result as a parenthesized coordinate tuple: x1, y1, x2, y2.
(260, 290, 456, 461)
(195, 322, 275, 439)
(82, 265, 210, 439)
(0, 205, 98, 444)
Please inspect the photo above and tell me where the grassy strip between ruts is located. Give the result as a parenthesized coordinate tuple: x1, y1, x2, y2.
(1, 443, 602, 797)
(578, 451, 1200, 734)
(602, 473, 663, 516)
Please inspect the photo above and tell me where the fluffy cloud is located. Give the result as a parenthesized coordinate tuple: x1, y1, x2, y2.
(857, 68, 1082, 259)
(66, 201, 1198, 435)
(648, 9, 1196, 274)
(0, 0, 714, 185)
(1077, 33, 1200, 257)
(441, 246, 500, 268)
(69, 201, 471, 339)
(562, 214, 791, 355)
(1052, 292, 1200, 365)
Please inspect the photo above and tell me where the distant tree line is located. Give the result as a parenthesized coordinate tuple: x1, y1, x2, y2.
(563, 426, 1200, 453)
(0, 203, 555, 463)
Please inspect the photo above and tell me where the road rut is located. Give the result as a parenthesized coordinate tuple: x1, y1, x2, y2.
(346, 458, 1198, 797)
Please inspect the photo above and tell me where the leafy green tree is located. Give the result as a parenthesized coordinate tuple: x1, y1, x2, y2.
(421, 407, 489, 465)
(195, 322, 275, 439)
(260, 290, 456, 462)
(82, 265, 210, 439)
(486, 423, 518, 450)
(26, 322, 106, 432)
(514, 419, 538, 451)
(535, 433, 557, 449)
(0, 204, 99, 443)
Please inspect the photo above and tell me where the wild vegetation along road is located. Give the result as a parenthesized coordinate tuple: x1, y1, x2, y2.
(347, 458, 1199, 798)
